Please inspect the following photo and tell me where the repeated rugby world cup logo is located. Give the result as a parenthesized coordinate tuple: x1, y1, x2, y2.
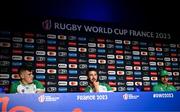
(42, 19, 52, 31)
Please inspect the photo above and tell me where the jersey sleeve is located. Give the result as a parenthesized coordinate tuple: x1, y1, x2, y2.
(103, 83, 113, 91)
(169, 85, 177, 91)
(84, 86, 91, 92)
(10, 81, 19, 93)
(33, 80, 45, 89)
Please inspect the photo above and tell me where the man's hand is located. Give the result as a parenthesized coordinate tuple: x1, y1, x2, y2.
(93, 81, 99, 92)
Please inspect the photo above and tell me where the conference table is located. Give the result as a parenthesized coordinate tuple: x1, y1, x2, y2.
(0, 92, 180, 112)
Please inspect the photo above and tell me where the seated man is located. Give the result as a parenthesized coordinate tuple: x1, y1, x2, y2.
(85, 68, 113, 92)
(10, 64, 45, 93)
(153, 69, 176, 92)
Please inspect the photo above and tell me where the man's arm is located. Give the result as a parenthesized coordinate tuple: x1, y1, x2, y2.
(33, 80, 45, 93)
(9, 82, 18, 93)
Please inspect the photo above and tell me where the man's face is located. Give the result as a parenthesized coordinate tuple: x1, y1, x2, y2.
(20, 70, 34, 84)
(161, 76, 169, 84)
(88, 71, 98, 83)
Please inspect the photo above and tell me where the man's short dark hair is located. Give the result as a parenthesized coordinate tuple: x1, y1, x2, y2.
(86, 68, 98, 76)
(18, 63, 33, 74)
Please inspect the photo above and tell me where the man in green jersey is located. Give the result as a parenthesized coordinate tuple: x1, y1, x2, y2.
(153, 69, 176, 92)
(85, 68, 113, 92)
(10, 64, 45, 93)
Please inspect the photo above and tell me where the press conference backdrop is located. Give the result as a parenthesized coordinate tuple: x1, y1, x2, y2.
(0, 17, 179, 93)
(0, 92, 180, 112)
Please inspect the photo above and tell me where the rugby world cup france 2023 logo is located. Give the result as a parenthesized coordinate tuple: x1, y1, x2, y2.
(42, 19, 52, 31)
(38, 95, 46, 103)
